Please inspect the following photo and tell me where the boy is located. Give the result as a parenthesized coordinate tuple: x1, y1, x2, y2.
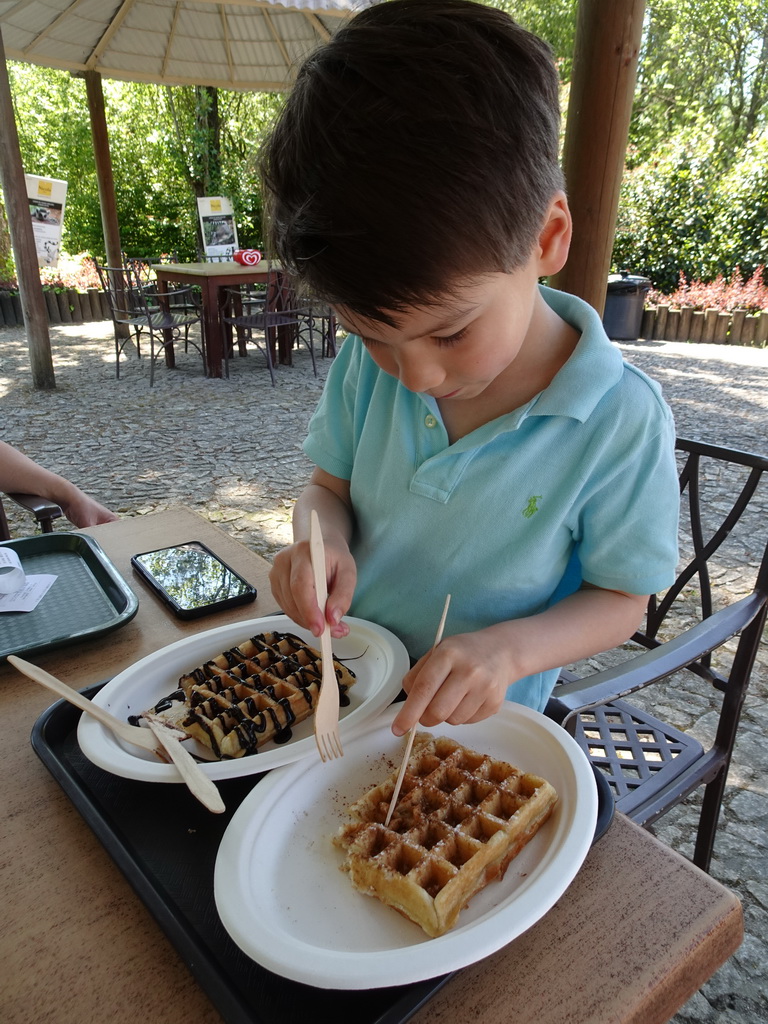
(262, 0, 679, 736)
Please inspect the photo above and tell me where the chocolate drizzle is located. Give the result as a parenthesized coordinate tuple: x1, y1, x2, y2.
(141, 630, 356, 760)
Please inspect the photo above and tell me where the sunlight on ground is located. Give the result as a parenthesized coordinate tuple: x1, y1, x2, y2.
(54, 322, 115, 342)
(632, 339, 768, 367)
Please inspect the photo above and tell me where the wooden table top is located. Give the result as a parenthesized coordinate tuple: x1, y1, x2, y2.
(156, 261, 281, 280)
(0, 510, 743, 1024)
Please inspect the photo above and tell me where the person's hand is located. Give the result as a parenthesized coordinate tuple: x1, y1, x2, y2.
(59, 490, 118, 528)
(269, 536, 357, 639)
(391, 628, 511, 736)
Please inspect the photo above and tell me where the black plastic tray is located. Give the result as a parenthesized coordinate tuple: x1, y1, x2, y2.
(0, 533, 138, 660)
(31, 687, 454, 1024)
(31, 689, 614, 1024)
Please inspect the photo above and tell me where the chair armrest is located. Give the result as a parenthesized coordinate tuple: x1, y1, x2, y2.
(554, 592, 765, 724)
(6, 492, 64, 527)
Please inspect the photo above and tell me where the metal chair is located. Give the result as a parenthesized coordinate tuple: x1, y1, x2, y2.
(300, 301, 338, 358)
(94, 262, 206, 385)
(221, 271, 318, 384)
(0, 493, 62, 541)
(547, 437, 768, 872)
(125, 256, 199, 352)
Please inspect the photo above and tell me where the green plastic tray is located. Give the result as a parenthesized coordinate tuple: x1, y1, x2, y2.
(0, 532, 138, 660)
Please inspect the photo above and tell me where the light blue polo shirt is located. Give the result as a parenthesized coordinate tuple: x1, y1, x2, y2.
(304, 285, 679, 711)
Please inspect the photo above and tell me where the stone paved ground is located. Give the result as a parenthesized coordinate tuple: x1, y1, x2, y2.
(1, 321, 767, 1021)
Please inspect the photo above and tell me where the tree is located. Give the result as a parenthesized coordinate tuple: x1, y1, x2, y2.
(488, 0, 578, 73)
(3, 2, 766, 294)
(5, 62, 282, 264)
(632, 0, 768, 163)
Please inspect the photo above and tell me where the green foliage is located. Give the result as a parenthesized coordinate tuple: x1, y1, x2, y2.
(612, 126, 768, 291)
(488, 0, 578, 73)
(2, 1, 766, 295)
(4, 63, 282, 265)
(632, 0, 768, 162)
(611, 0, 768, 289)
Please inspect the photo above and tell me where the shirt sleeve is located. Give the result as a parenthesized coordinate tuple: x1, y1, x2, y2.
(575, 396, 680, 596)
(303, 335, 365, 481)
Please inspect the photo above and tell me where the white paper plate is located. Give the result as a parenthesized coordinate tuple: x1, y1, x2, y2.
(77, 614, 408, 781)
(214, 702, 597, 989)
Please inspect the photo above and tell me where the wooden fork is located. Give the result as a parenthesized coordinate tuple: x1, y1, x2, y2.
(384, 594, 451, 826)
(9, 655, 225, 813)
(309, 509, 344, 762)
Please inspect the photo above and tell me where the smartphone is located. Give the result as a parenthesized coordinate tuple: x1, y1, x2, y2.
(131, 541, 257, 619)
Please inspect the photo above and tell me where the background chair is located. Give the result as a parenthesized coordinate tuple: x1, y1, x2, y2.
(547, 437, 768, 872)
(95, 262, 206, 386)
(0, 493, 62, 541)
(300, 301, 338, 358)
(221, 271, 318, 384)
(125, 256, 200, 351)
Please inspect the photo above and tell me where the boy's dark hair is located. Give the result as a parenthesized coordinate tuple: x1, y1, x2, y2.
(261, 0, 564, 322)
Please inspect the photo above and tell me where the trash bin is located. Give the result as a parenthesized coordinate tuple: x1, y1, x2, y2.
(602, 271, 651, 341)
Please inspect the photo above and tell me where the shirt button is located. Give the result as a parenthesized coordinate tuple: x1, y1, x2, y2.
(424, 414, 438, 428)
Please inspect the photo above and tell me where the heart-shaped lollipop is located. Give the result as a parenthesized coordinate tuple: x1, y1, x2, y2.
(233, 249, 262, 266)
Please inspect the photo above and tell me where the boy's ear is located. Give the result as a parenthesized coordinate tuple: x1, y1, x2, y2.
(536, 192, 572, 276)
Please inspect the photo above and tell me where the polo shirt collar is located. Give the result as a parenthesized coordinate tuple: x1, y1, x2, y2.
(417, 285, 625, 443)
(528, 285, 625, 422)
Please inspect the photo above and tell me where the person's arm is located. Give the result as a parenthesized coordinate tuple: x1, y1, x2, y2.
(268, 466, 357, 639)
(391, 584, 648, 735)
(0, 441, 118, 528)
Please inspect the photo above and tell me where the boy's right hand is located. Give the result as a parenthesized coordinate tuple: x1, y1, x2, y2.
(269, 538, 357, 640)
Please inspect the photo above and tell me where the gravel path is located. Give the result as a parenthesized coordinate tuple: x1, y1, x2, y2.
(1, 321, 766, 1022)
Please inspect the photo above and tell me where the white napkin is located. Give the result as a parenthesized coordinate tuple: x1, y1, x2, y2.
(0, 547, 57, 611)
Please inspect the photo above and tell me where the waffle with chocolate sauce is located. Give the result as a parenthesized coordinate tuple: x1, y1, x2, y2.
(334, 734, 557, 937)
(143, 631, 356, 759)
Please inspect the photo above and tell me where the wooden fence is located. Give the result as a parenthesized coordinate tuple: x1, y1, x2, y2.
(641, 305, 768, 347)
(2, 290, 767, 347)
(0, 288, 111, 328)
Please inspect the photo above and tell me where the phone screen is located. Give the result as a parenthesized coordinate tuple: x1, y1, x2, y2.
(132, 542, 256, 614)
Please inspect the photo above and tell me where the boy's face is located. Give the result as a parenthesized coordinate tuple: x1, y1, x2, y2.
(334, 263, 545, 402)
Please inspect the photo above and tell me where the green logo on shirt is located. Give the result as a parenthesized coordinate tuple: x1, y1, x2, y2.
(523, 495, 542, 518)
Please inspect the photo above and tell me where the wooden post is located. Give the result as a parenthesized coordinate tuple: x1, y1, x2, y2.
(729, 310, 746, 345)
(552, 0, 646, 316)
(703, 309, 718, 343)
(82, 70, 128, 340)
(680, 307, 693, 342)
(655, 304, 669, 341)
(0, 27, 55, 389)
(666, 309, 681, 342)
(82, 71, 123, 269)
(690, 311, 704, 343)
(640, 307, 655, 340)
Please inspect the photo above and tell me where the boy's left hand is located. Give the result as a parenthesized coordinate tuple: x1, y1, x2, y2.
(391, 630, 509, 736)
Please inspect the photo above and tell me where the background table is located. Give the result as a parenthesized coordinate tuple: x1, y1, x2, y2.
(155, 262, 285, 378)
(0, 510, 743, 1024)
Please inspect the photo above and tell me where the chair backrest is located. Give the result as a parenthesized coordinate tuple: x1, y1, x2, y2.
(124, 255, 180, 287)
(636, 437, 768, 686)
(94, 262, 144, 323)
(269, 271, 314, 315)
(551, 437, 768, 870)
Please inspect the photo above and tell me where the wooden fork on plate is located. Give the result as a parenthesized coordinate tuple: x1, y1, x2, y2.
(384, 594, 451, 826)
(8, 654, 225, 813)
(309, 509, 344, 762)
